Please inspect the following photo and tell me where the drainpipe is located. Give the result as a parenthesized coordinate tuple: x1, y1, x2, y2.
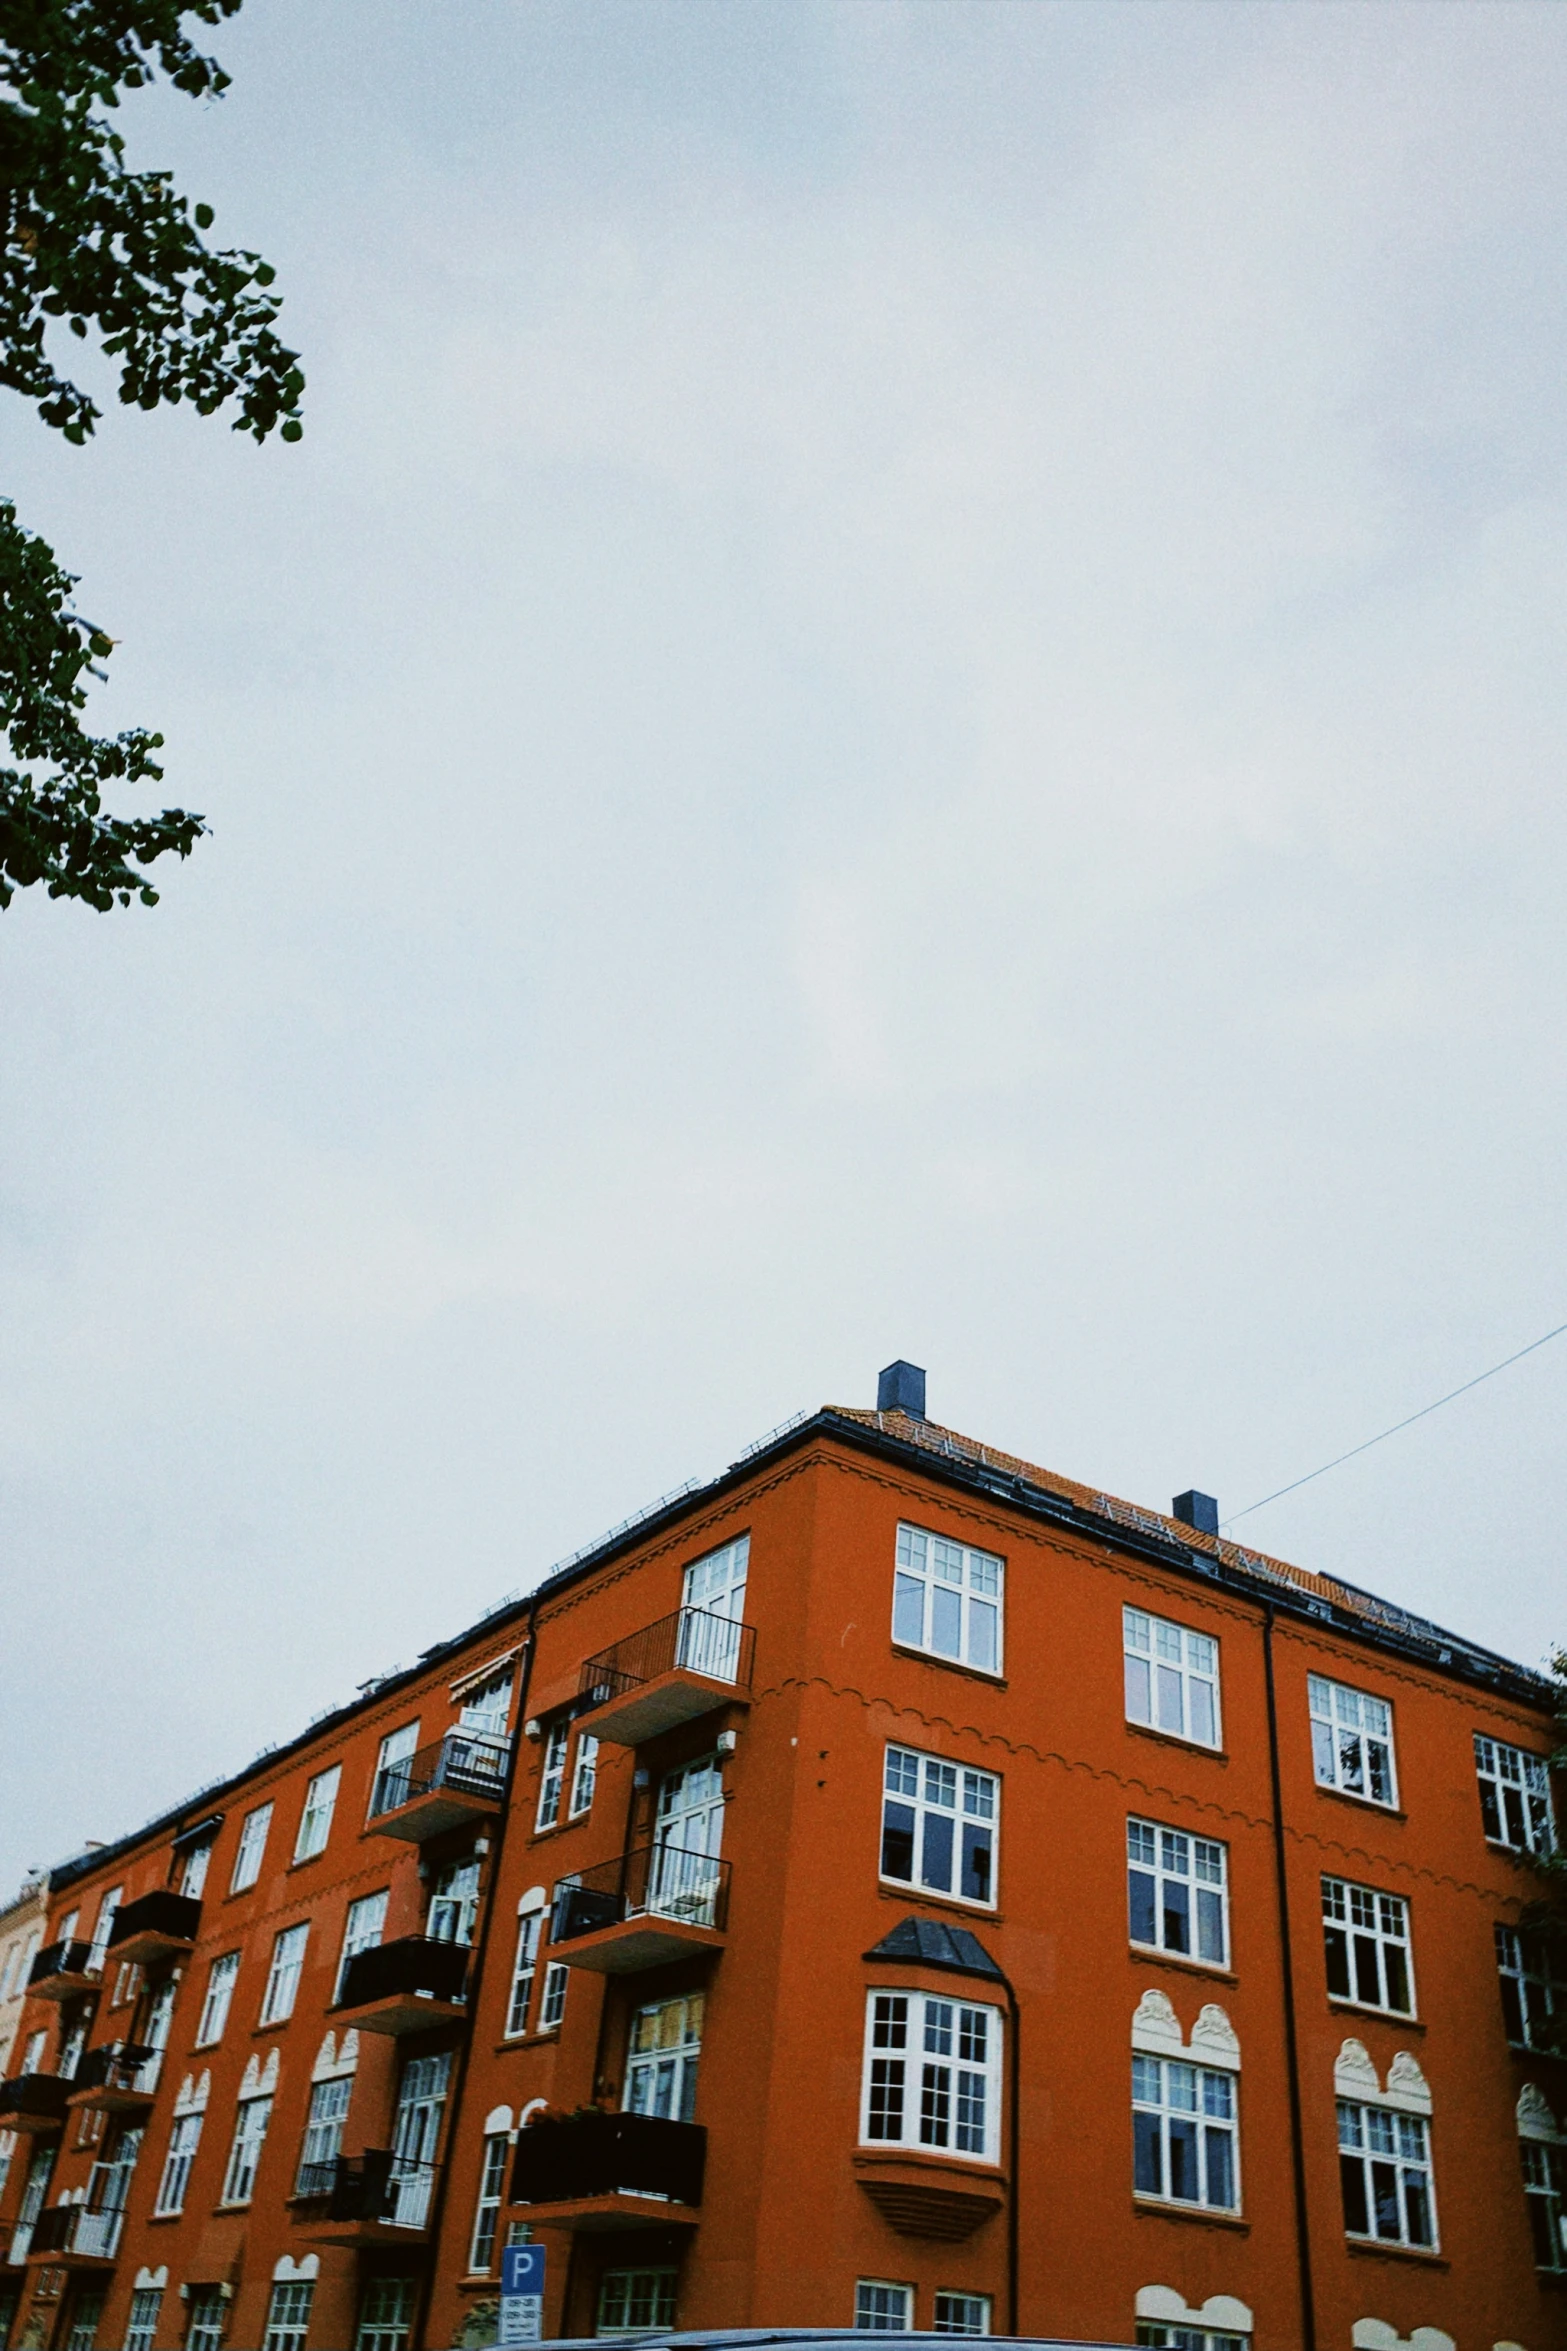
(984, 1964, 1022, 2336)
(412, 1595, 540, 2351)
(1262, 1603, 1316, 2351)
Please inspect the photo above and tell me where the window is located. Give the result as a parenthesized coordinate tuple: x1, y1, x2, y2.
(179, 1839, 213, 1900)
(1309, 1676, 1397, 1808)
(1137, 2331, 1247, 2351)
(65, 2288, 104, 2351)
(1128, 1820, 1228, 1966)
(294, 1768, 341, 1863)
(598, 2271, 676, 2337)
(22, 2028, 46, 2076)
(1523, 2140, 1567, 2273)
(1322, 1878, 1413, 2015)
(371, 1724, 420, 1818)
(505, 1913, 542, 2038)
(184, 2291, 224, 2351)
(60, 2020, 88, 2080)
(1337, 2100, 1436, 2248)
(260, 1924, 309, 2025)
(854, 2283, 912, 2332)
(263, 2282, 313, 2351)
(87, 1890, 123, 1975)
(538, 1963, 568, 2033)
(625, 1993, 703, 2122)
(297, 2076, 352, 2192)
(1475, 1735, 1555, 1856)
(469, 2132, 509, 2274)
(861, 1991, 1002, 2164)
(154, 2113, 201, 2215)
(388, 2053, 449, 2231)
(535, 1722, 569, 1831)
(1124, 1609, 1219, 1747)
(1132, 2056, 1238, 2210)
(933, 2294, 990, 2335)
(893, 1525, 1003, 1673)
(427, 1859, 480, 1947)
(679, 1535, 750, 1678)
(221, 2095, 272, 2205)
(458, 1674, 512, 1737)
(0, 2131, 11, 2202)
(124, 2288, 162, 2351)
(569, 1734, 599, 1819)
(336, 1893, 388, 2000)
(1495, 1925, 1565, 2049)
(231, 1804, 272, 1893)
(111, 1962, 140, 2009)
(196, 1953, 240, 2049)
(881, 1747, 997, 1907)
(354, 2282, 414, 2351)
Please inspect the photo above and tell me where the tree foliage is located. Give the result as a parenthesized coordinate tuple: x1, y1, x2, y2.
(0, 0, 300, 908)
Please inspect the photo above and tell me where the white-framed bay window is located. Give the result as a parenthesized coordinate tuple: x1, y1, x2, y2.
(1127, 1819, 1227, 1966)
(881, 1746, 997, 1907)
(1124, 1608, 1220, 1748)
(1132, 2054, 1238, 2212)
(892, 1526, 1003, 1674)
(861, 1990, 1002, 2165)
(1309, 1676, 1396, 1808)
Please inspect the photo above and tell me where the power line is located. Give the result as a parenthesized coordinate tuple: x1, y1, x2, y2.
(1221, 1316, 1567, 1530)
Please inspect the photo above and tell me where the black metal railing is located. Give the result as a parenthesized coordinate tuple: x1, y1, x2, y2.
(29, 2204, 124, 2260)
(69, 2046, 156, 2098)
(579, 1607, 754, 1710)
(368, 1730, 511, 1821)
(107, 1892, 201, 1952)
(336, 1936, 468, 2011)
(324, 2152, 438, 2230)
(512, 2110, 706, 2209)
(27, 1940, 95, 1988)
(0, 2075, 70, 2124)
(551, 1844, 730, 1945)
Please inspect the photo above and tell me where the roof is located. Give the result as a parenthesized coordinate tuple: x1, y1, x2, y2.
(863, 1916, 1005, 1982)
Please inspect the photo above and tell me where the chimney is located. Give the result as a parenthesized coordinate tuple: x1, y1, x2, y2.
(1172, 1490, 1219, 1537)
(877, 1360, 927, 1420)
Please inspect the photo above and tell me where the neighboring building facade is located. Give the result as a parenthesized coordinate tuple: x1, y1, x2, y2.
(0, 1882, 48, 2082)
(1, 1368, 1562, 2351)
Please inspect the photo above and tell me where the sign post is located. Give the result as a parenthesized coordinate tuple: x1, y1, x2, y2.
(499, 2245, 545, 2346)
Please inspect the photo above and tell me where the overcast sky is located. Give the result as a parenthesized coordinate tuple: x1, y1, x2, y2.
(4, 1, 1566, 1894)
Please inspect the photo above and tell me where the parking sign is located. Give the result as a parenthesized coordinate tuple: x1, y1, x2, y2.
(499, 2244, 544, 2345)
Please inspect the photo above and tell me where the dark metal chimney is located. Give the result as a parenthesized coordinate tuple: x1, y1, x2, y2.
(877, 1360, 927, 1420)
(1172, 1490, 1219, 1537)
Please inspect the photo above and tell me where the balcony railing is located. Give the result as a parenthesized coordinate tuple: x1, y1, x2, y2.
(512, 2110, 706, 2209)
(27, 1940, 95, 1990)
(336, 1936, 468, 2012)
(106, 1891, 201, 1956)
(322, 2152, 438, 2231)
(551, 1843, 730, 1945)
(0, 2076, 71, 2127)
(69, 2045, 158, 2099)
(368, 1730, 511, 1822)
(580, 1607, 754, 1711)
(29, 2205, 125, 2261)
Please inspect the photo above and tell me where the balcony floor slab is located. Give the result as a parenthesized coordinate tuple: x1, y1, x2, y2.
(333, 1994, 467, 2039)
(554, 1918, 725, 1975)
(583, 1673, 747, 1748)
(512, 2194, 701, 2234)
(364, 1788, 502, 1845)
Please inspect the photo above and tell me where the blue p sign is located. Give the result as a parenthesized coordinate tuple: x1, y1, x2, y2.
(502, 2247, 545, 2299)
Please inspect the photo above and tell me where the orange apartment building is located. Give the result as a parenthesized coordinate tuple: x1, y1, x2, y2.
(1, 1364, 1563, 2351)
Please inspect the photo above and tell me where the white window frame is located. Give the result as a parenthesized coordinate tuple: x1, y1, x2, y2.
(427, 1858, 480, 1948)
(624, 1991, 704, 2123)
(196, 1952, 240, 2049)
(260, 1924, 309, 2025)
(1322, 1876, 1414, 2016)
(597, 2270, 676, 2338)
(1337, 2098, 1437, 2249)
(154, 2113, 202, 2216)
(179, 1839, 213, 1900)
(854, 2283, 913, 2332)
(538, 1963, 568, 2033)
(124, 2287, 162, 2351)
(469, 2130, 509, 2274)
(860, 1989, 1003, 2165)
(535, 1722, 569, 1831)
(505, 1913, 542, 2038)
(892, 1524, 1003, 1675)
(933, 2293, 991, 2336)
(184, 2289, 224, 2351)
(1124, 1607, 1220, 1748)
(1523, 2139, 1567, 2274)
(569, 1733, 598, 1820)
(880, 1745, 998, 1909)
(86, 1890, 123, 1975)
(1127, 1818, 1228, 1968)
(294, 1767, 341, 1863)
(1495, 1924, 1564, 2050)
(355, 2281, 413, 2351)
(1475, 1734, 1556, 1856)
(297, 2073, 352, 2189)
(458, 1674, 513, 1737)
(1132, 2053, 1239, 2212)
(262, 2281, 313, 2351)
(371, 1723, 420, 1817)
(337, 1892, 388, 2000)
(220, 2094, 272, 2206)
(1309, 1675, 1397, 1808)
(1136, 2329, 1249, 2351)
(230, 1804, 273, 1893)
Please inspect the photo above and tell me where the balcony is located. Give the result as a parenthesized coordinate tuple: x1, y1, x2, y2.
(0, 2075, 70, 2134)
(106, 1891, 201, 1967)
(27, 2204, 124, 2266)
(27, 1940, 97, 2002)
(366, 1731, 512, 1843)
(294, 2153, 438, 2244)
(549, 1845, 729, 1974)
(578, 1608, 754, 1747)
(66, 2045, 158, 2116)
(511, 2110, 705, 2232)
(334, 1936, 468, 2036)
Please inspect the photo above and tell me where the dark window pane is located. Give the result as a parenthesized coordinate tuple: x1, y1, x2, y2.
(1500, 1973, 1525, 2043)
(1197, 1889, 1225, 1965)
(1129, 1870, 1157, 1947)
(1504, 1786, 1527, 1848)
(1162, 1882, 1191, 1955)
(960, 1825, 992, 1905)
(921, 1812, 955, 1894)
(1479, 1782, 1503, 1840)
(1167, 2116, 1198, 2202)
(1383, 1947, 1410, 2014)
(1324, 1926, 1351, 1999)
(1203, 2126, 1234, 2210)
(1133, 2112, 1163, 2197)
(881, 1803, 915, 1883)
(1403, 2173, 1432, 2248)
(1340, 2153, 1369, 2236)
(1371, 2158, 1402, 2240)
(1353, 1935, 1381, 2006)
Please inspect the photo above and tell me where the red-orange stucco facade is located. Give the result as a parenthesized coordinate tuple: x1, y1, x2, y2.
(1, 1386, 1563, 2351)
